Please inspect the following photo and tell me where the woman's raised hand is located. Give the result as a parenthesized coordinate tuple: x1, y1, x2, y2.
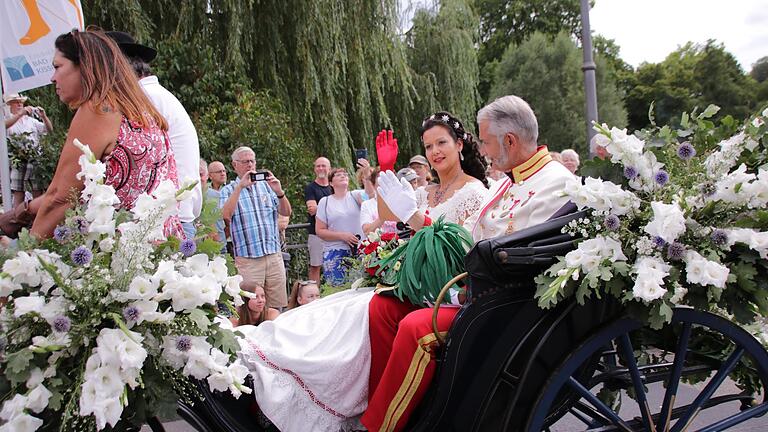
(375, 129, 398, 172)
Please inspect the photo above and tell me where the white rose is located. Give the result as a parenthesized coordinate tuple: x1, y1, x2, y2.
(98, 237, 115, 253)
(632, 276, 667, 302)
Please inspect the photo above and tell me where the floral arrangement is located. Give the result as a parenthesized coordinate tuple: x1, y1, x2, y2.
(356, 228, 407, 287)
(0, 140, 251, 431)
(535, 105, 768, 333)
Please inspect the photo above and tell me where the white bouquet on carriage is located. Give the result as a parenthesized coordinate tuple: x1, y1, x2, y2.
(0, 140, 251, 431)
(536, 105, 768, 333)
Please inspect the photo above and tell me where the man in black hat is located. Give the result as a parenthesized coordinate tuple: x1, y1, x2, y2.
(106, 31, 202, 241)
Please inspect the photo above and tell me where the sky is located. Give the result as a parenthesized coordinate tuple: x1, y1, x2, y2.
(590, 0, 768, 71)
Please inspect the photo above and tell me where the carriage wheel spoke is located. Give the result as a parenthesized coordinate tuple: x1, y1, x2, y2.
(566, 377, 634, 432)
(657, 322, 692, 432)
(617, 334, 657, 432)
(669, 347, 745, 432)
(569, 401, 612, 427)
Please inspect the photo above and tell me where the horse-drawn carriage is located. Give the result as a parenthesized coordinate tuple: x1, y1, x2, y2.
(170, 209, 768, 431)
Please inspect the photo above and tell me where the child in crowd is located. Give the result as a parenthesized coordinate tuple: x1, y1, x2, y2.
(288, 280, 321, 309)
(231, 284, 281, 327)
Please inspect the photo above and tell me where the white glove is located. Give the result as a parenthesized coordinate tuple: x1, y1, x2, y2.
(377, 170, 417, 222)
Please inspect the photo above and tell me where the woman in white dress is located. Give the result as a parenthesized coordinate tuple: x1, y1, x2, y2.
(235, 112, 490, 432)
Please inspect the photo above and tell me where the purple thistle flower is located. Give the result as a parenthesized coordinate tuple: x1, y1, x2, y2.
(70, 246, 93, 266)
(666, 242, 686, 260)
(700, 182, 716, 197)
(53, 226, 72, 243)
(604, 214, 620, 231)
(653, 236, 667, 248)
(711, 229, 728, 246)
(122, 305, 140, 323)
(52, 316, 71, 333)
(623, 166, 639, 180)
(180, 239, 196, 257)
(677, 142, 696, 161)
(176, 335, 192, 352)
(654, 170, 669, 186)
(72, 216, 89, 234)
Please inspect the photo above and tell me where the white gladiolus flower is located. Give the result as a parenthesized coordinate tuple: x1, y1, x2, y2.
(0, 394, 28, 420)
(0, 412, 43, 432)
(99, 237, 115, 252)
(3, 252, 42, 287)
(183, 254, 210, 277)
(209, 256, 229, 283)
(26, 368, 44, 390)
(606, 127, 644, 163)
(131, 194, 156, 220)
(643, 201, 686, 243)
(0, 277, 22, 296)
(632, 256, 671, 302)
(224, 275, 245, 306)
(713, 164, 755, 204)
(25, 385, 52, 413)
(40, 297, 70, 325)
(13, 296, 45, 317)
(723, 228, 768, 259)
(564, 236, 626, 273)
(563, 177, 640, 216)
(684, 251, 729, 288)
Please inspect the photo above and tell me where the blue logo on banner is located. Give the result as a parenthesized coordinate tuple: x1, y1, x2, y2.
(3, 56, 35, 81)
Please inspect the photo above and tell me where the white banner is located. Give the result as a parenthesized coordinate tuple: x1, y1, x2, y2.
(1, 0, 84, 95)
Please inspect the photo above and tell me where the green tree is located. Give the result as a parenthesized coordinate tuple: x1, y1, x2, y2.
(406, 0, 481, 133)
(625, 41, 758, 130)
(475, 0, 582, 99)
(489, 32, 627, 156)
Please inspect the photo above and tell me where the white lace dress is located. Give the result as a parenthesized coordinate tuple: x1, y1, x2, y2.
(236, 180, 489, 432)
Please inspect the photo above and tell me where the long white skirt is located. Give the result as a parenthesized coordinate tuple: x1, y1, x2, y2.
(236, 288, 375, 432)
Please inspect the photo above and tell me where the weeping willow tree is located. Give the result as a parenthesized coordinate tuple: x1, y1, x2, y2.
(74, 1, 486, 173)
(406, 0, 481, 133)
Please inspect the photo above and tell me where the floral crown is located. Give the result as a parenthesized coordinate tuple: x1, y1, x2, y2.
(422, 112, 470, 142)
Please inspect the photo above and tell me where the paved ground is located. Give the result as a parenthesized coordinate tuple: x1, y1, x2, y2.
(144, 379, 768, 431)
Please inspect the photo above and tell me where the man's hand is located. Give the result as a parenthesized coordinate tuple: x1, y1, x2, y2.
(375, 129, 398, 172)
(237, 170, 256, 190)
(266, 171, 285, 196)
(377, 170, 417, 222)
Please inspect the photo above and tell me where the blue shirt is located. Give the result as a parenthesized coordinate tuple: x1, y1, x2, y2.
(219, 179, 280, 258)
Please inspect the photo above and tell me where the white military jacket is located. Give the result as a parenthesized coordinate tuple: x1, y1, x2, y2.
(464, 146, 574, 242)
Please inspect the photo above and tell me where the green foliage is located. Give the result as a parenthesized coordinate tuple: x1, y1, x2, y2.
(489, 32, 627, 156)
(475, 0, 582, 99)
(406, 0, 481, 132)
(626, 41, 760, 130)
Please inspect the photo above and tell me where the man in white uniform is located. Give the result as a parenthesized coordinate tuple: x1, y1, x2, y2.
(364, 95, 574, 432)
(107, 31, 202, 240)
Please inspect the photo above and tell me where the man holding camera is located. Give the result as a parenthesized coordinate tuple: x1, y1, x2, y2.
(220, 146, 292, 309)
(3, 93, 53, 207)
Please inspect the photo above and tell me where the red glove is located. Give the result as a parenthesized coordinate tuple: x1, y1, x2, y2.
(375, 129, 398, 172)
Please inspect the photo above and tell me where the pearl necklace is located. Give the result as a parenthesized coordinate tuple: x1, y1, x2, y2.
(433, 171, 462, 205)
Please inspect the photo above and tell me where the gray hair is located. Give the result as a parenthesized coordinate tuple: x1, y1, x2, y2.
(199, 158, 208, 175)
(477, 95, 539, 147)
(561, 149, 580, 163)
(231, 146, 254, 162)
(127, 57, 152, 79)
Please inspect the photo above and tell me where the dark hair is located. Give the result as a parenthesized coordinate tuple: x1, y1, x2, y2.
(127, 56, 152, 78)
(420, 111, 488, 188)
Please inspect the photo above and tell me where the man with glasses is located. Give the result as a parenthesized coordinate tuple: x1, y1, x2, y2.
(207, 160, 228, 253)
(220, 147, 292, 309)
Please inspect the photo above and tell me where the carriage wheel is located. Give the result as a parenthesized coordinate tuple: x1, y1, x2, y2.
(526, 308, 768, 432)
